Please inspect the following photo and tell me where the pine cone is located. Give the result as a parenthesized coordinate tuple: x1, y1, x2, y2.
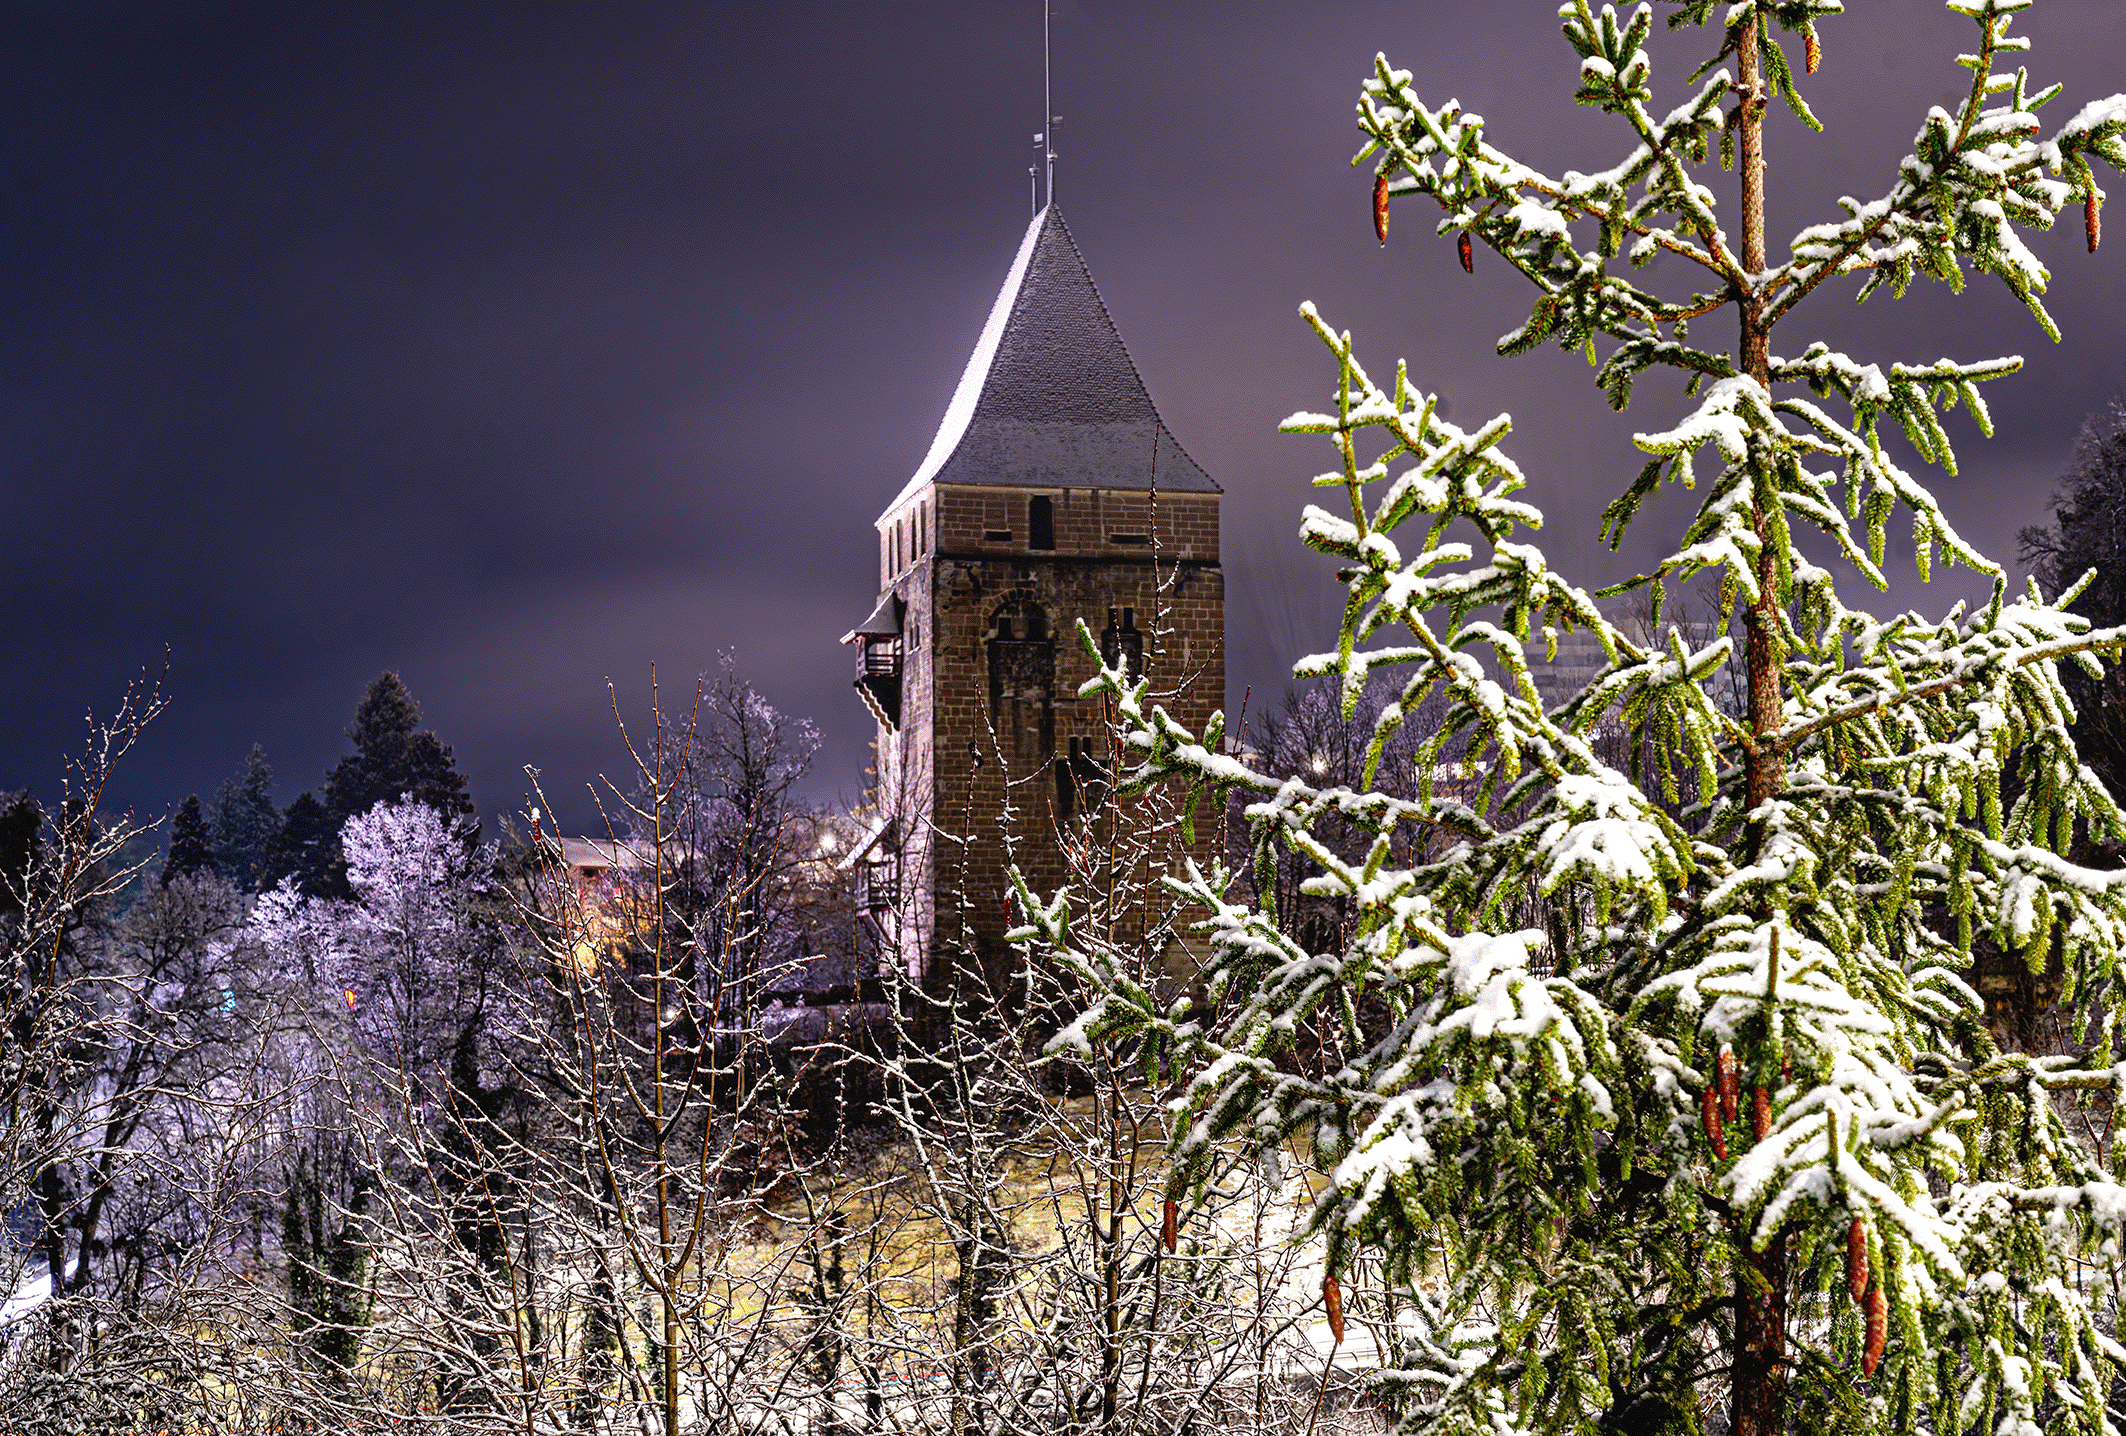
(1459, 231, 1474, 273)
(1716, 1047, 1740, 1121)
(1752, 1086, 1771, 1140)
(1701, 1082, 1728, 1160)
(1846, 1219, 1868, 1304)
(1375, 172, 1391, 248)
(2088, 192, 2102, 254)
(1805, 29, 1821, 75)
(1324, 1274, 1346, 1345)
(1162, 1198, 1178, 1254)
(1862, 1283, 1888, 1375)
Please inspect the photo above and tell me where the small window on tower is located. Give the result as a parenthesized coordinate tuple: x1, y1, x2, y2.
(1057, 736, 1109, 825)
(1029, 496, 1055, 550)
(1101, 606, 1144, 680)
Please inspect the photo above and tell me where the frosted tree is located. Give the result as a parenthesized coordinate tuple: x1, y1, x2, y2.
(621, 654, 826, 1040)
(252, 797, 504, 1106)
(1026, 4, 2126, 1435)
(247, 797, 509, 1401)
(0, 675, 258, 1432)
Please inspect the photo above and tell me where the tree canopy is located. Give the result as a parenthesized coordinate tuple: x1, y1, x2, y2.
(267, 672, 478, 898)
(209, 743, 280, 892)
(161, 795, 216, 887)
(322, 672, 473, 830)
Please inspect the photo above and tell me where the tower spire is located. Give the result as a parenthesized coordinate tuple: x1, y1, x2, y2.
(887, 207, 1219, 512)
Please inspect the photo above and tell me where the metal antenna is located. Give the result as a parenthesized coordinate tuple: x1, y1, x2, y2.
(1042, 0, 1055, 208)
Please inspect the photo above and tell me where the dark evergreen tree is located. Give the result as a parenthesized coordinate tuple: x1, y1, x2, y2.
(0, 792, 40, 916)
(161, 795, 216, 887)
(262, 791, 338, 899)
(2020, 392, 2126, 801)
(267, 672, 479, 898)
(322, 672, 474, 829)
(208, 742, 279, 891)
(282, 1151, 372, 1382)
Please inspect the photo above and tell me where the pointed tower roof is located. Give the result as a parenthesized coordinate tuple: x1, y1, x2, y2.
(888, 206, 1218, 512)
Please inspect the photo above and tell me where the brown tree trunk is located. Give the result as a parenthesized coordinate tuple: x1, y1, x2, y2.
(1733, 1232, 1789, 1436)
(1732, 16, 1790, 1436)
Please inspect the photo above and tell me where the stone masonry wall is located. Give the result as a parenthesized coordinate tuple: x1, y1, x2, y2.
(911, 483, 1224, 989)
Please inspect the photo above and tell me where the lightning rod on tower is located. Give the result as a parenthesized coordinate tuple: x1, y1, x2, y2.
(1042, 0, 1055, 207)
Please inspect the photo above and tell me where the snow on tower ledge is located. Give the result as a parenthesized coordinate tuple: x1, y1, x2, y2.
(887, 205, 1218, 513)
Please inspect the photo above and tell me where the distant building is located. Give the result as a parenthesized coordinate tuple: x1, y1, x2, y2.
(556, 834, 859, 1001)
(842, 206, 1225, 989)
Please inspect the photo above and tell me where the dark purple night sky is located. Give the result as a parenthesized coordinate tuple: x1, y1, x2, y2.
(4, 1, 2123, 835)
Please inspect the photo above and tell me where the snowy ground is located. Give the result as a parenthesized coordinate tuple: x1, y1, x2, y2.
(0, 1255, 50, 1329)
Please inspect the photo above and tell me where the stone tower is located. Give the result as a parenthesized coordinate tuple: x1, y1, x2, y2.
(841, 206, 1223, 988)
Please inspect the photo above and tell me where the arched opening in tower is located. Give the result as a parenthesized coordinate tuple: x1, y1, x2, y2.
(985, 596, 1056, 773)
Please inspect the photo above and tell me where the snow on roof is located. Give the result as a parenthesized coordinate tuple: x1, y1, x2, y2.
(560, 836, 708, 872)
(836, 810, 894, 871)
(884, 206, 1218, 516)
(559, 837, 650, 871)
(839, 592, 904, 646)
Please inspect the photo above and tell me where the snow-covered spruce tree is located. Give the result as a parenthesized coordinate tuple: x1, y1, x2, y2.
(1024, 4, 2126, 1435)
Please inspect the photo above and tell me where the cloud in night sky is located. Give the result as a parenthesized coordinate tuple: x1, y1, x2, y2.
(3, 0, 2123, 833)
